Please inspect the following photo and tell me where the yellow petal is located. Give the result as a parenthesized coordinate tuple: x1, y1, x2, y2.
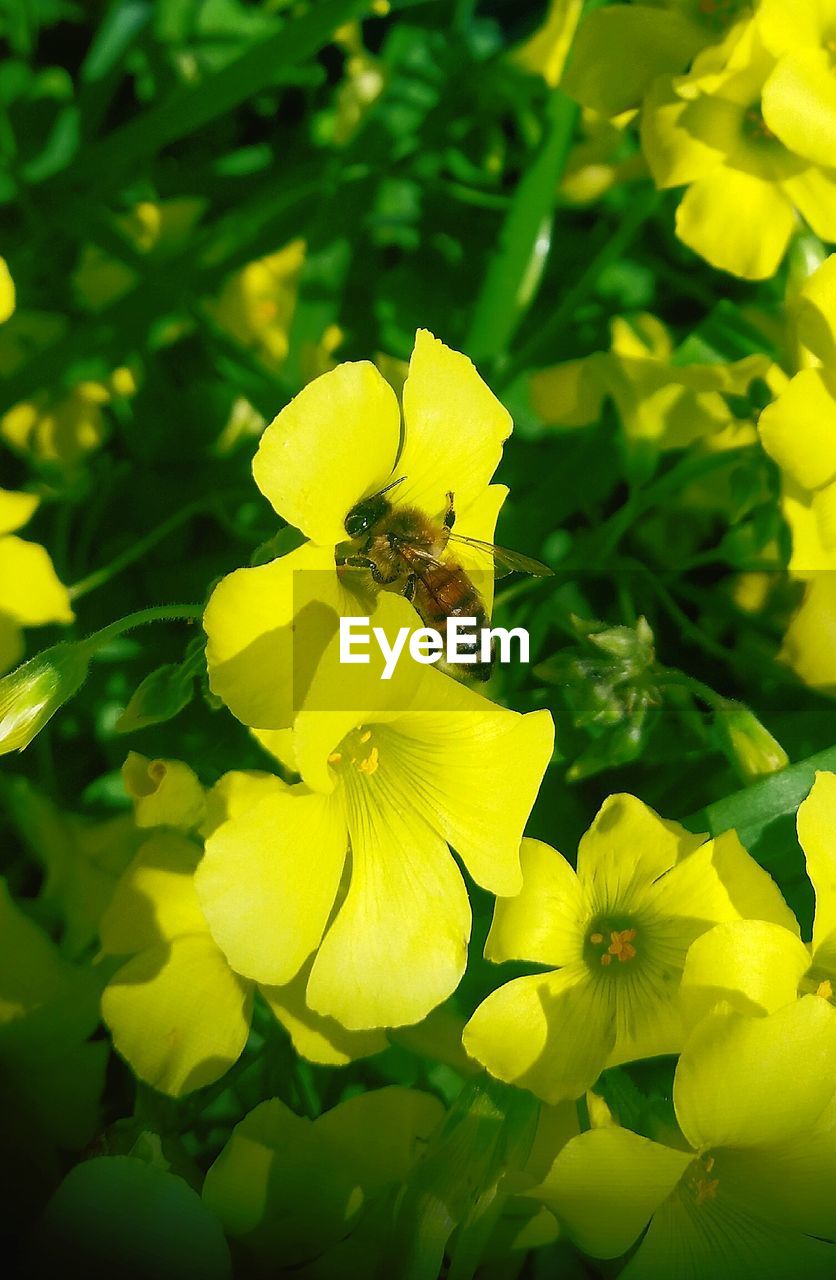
(197, 779, 347, 987)
(674, 997, 836, 1151)
(99, 832, 208, 955)
(675, 165, 796, 280)
(0, 488, 38, 536)
(0, 257, 15, 323)
(780, 576, 836, 692)
(529, 356, 607, 428)
(203, 541, 353, 731)
(640, 76, 728, 190)
(532, 1126, 692, 1259)
(797, 771, 836, 959)
(396, 329, 512, 518)
(759, 368, 836, 491)
(200, 769, 281, 838)
(763, 49, 836, 168)
(252, 361, 400, 545)
(795, 252, 836, 365)
(306, 780, 471, 1030)
(0, 535, 73, 626)
(680, 919, 812, 1026)
(462, 966, 611, 1105)
(757, 0, 835, 54)
(562, 7, 704, 116)
(260, 961, 387, 1066)
(782, 163, 836, 243)
(704, 829, 799, 932)
(446, 481, 507, 620)
(576, 793, 704, 895)
(102, 933, 253, 1096)
(484, 838, 585, 967)
(121, 752, 206, 832)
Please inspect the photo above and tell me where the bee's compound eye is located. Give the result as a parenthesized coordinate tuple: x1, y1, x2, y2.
(345, 505, 371, 538)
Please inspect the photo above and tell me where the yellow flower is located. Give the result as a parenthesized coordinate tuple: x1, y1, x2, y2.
(197, 633, 553, 1031)
(531, 999, 836, 1277)
(641, 12, 836, 278)
(0, 486, 73, 673)
(101, 771, 388, 1096)
(530, 311, 773, 452)
(680, 771, 836, 1023)
(204, 330, 513, 731)
(759, 254, 836, 689)
(205, 240, 306, 369)
(511, 0, 584, 89)
(462, 793, 796, 1103)
(563, 0, 753, 117)
(202, 1088, 444, 1276)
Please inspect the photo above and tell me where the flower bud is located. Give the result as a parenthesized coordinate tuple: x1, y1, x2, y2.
(715, 700, 789, 782)
(0, 642, 90, 754)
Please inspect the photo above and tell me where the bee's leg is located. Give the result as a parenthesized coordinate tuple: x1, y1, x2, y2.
(403, 572, 417, 603)
(343, 555, 400, 586)
(443, 491, 456, 530)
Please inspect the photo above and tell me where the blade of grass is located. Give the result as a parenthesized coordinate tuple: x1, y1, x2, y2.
(30, 0, 370, 193)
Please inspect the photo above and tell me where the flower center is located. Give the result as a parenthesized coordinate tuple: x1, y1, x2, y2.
(328, 725, 380, 776)
(585, 918, 639, 969)
(687, 1154, 719, 1206)
(742, 105, 778, 145)
(798, 967, 836, 1005)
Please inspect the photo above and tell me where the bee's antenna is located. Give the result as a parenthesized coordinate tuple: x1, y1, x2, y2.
(366, 475, 406, 500)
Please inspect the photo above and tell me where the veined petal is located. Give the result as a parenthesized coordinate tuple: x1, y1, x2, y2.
(252, 361, 400, 545)
(197, 780, 347, 987)
(797, 771, 836, 958)
(576, 793, 704, 913)
(306, 766, 471, 1030)
(397, 330, 512, 518)
(373, 670, 554, 897)
(203, 542, 351, 731)
(462, 967, 612, 1105)
(102, 934, 253, 1097)
(563, 7, 704, 116)
(723, 1090, 836, 1241)
(260, 961, 387, 1066)
(762, 49, 836, 167)
(200, 769, 282, 838)
(534, 1126, 692, 1259)
(625, 1187, 836, 1280)
(0, 535, 73, 625)
(99, 833, 208, 955)
(674, 997, 836, 1152)
(796, 252, 836, 366)
(759, 369, 836, 491)
(675, 166, 796, 280)
(484, 838, 585, 967)
(680, 920, 811, 1026)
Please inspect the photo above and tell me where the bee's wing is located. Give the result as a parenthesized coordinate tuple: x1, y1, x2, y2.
(447, 533, 553, 578)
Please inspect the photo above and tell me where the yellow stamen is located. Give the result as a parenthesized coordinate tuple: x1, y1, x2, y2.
(694, 1177, 719, 1205)
(356, 745, 380, 775)
(608, 928, 637, 963)
(590, 932, 604, 945)
(601, 954, 613, 967)
(359, 729, 372, 743)
(327, 752, 342, 765)
(704, 1155, 715, 1174)
(817, 979, 834, 1000)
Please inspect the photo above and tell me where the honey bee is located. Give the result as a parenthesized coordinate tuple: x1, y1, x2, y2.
(338, 477, 552, 679)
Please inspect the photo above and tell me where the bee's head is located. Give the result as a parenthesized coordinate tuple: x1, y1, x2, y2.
(345, 495, 387, 539)
(344, 477, 405, 539)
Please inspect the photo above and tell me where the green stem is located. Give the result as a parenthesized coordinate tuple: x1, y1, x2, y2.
(82, 604, 203, 655)
(69, 500, 212, 601)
